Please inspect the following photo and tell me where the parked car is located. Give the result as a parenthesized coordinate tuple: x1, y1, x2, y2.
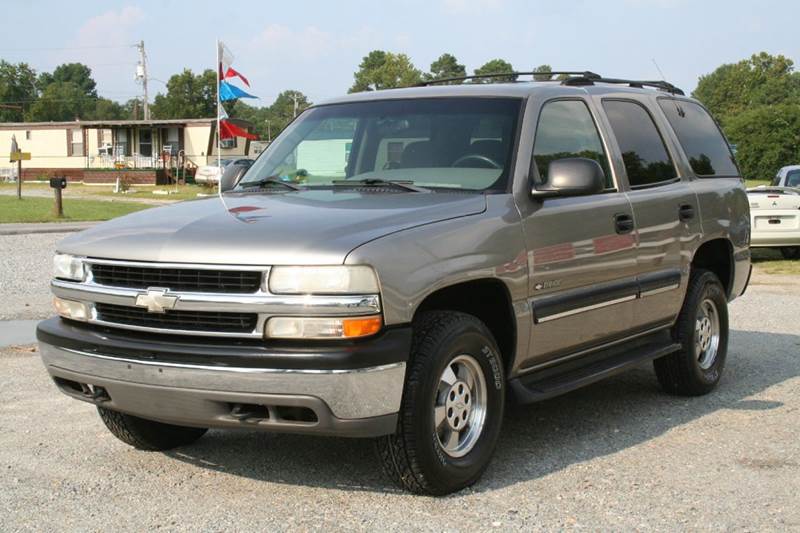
(771, 165, 800, 188)
(747, 185, 800, 259)
(38, 73, 751, 495)
(194, 158, 253, 184)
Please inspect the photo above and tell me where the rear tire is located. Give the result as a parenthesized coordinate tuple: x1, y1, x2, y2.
(98, 407, 207, 451)
(780, 247, 800, 260)
(376, 311, 505, 495)
(654, 269, 729, 396)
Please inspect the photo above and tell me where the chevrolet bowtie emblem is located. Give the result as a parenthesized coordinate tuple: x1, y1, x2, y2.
(134, 288, 179, 313)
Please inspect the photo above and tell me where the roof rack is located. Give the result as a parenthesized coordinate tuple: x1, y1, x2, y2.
(418, 70, 684, 95)
(418, 71, 600, 86)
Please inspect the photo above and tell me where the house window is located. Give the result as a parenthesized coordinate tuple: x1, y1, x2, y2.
(69, 128, 83, 156)
(139, 128, 153, 157)
(25, 130, 31, 140)
(220, 137, 237, 149)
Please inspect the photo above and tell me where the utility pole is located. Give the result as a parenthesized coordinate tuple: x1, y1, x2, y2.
(291, 94, 299, 118)
(266, 120, 271, 142)
(136, 40, 150, 120)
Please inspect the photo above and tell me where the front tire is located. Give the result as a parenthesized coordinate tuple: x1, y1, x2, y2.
(654, 269, 729, 396)
(376, 311, 505, 495)
(98, 407, 207, 451)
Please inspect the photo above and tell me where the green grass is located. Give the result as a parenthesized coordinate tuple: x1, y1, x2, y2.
(751, 247, 800, 275)
(0, 196, 150, 223)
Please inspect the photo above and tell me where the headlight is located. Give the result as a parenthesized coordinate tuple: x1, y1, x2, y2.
(53, 297, 90, 322)
(265, 315, 382, 339)
(268, 266, 379, 294)
(53, 253, 85, 281)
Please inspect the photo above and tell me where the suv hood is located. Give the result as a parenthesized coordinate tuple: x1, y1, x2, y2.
(58, 190, 487, 265)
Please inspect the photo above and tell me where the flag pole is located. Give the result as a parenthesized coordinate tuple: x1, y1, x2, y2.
(216, 38, 222, 197)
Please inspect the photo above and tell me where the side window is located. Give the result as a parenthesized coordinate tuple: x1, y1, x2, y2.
(602, 100, 677, 188)
(658, 99, 739, 177)
(533, 100, 612, 188)
(787, 170, 800, 188)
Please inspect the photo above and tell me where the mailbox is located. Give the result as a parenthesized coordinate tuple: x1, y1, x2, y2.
(49, 176, 67, 189)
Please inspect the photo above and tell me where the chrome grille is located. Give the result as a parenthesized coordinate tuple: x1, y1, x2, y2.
(90, 263, 262, 293)
(94, 303, 258, 334)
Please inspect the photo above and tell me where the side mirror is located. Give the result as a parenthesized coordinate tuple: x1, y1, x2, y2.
(220, 163, 249, 192)
(531, 157, 606, 199)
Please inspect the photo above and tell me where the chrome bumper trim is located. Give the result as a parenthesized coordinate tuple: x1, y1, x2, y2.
(40, 342, 405, 419)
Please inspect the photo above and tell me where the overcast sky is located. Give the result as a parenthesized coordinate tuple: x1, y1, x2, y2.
(2, 0, 798, 106)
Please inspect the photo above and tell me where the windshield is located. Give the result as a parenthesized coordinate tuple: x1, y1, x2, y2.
(238, 97, 521, 191)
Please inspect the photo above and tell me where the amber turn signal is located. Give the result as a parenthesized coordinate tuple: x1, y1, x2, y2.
(342, 316, 383, 338)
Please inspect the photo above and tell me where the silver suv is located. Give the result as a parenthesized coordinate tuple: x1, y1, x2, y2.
(38, 72, 751, 495)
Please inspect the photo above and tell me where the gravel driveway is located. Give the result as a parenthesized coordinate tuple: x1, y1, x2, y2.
(0, 233, 69, 320)
(1, 282, 798, 531)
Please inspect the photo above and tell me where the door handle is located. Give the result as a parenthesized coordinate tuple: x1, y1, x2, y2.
(679, 204, 695, 222)
(614, 213, 634, 234)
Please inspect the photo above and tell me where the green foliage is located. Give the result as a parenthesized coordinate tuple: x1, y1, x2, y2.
(426, 53, 466, 82)
(151, 69, 217, 119)
(0, 60, 37, 122)
(473, 59, 516, 83)
(349, 51, 423, 92)
(725, 103, 800, 180)
(693, 52, 800, 179)
(532, 64, 553, 81)
(26, 81, 95, 121)
(38, 63, 97, 97)
(693, 52, 800, 123)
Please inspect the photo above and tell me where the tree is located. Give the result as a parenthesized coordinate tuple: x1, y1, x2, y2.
(349, 51, 423, 92)
(25, 81, 94, 121)
(693, 52, 800, 124)
(38, 63, 97, 97)
(473, 59, 516, 83)
(725, 103, 800, 180)
(87, 98, 126, 120)
(151, 69, 217, 119)
(268, 90, 311, 130)
(0, 61, 37, 122)
(425, 53, 466, 82)
(533, 64, 553, 81)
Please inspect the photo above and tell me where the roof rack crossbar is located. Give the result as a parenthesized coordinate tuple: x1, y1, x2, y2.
(561, 75, 684, 95)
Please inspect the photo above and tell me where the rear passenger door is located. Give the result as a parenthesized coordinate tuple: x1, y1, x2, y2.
(601, 98, 701, 331)
(519, 98, 639, 369)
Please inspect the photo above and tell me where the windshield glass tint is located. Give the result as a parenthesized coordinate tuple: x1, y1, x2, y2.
(239, 98, 521, 191)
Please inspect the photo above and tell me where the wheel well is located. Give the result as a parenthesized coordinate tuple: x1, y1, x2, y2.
(414, 279, 516, 371)
(692, 239, 733, 296)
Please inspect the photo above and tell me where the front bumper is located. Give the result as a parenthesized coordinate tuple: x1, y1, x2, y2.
(37, 318, 410, 437)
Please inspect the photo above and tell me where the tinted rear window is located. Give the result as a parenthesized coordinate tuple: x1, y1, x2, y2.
(787, 170, 800, 188)
(658, 99, 739, 177)
(602, 100, 677, 188)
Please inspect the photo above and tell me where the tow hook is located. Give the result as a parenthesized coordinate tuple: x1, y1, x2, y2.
(80, 383, 111, 403)
(229, 403, 264, 421)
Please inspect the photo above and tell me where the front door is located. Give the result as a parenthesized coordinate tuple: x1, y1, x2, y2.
(517, 98, 639, 372)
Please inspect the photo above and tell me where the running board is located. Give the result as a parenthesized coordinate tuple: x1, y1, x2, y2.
(510, 341, 682, 404)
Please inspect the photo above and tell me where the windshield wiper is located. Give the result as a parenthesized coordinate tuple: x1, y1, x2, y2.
(238, 175, 302, 191)
(332, 178, 427, 192)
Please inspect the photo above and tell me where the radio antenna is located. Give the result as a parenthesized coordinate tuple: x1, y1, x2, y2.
(652, 58, 667, 81)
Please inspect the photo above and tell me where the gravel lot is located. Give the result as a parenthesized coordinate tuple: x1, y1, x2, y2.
(0, 233, 69, 320)
(1, 277, 798, 530)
